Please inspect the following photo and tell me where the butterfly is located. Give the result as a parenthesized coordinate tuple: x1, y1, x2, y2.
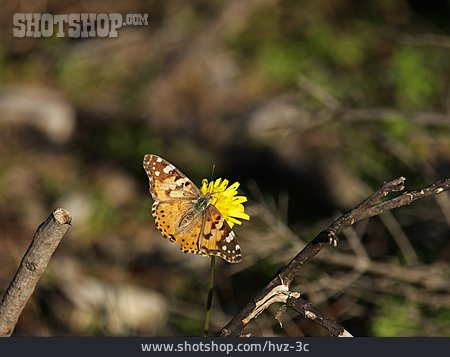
(143, 154, 242, 263)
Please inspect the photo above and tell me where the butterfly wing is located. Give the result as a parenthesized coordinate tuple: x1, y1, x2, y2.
(152, 200, 203, 254)
(199, 205, 242, 263)
(153, 202, 242, 263)
(143, 154, 200, 201)
(144, 154, 203, 252)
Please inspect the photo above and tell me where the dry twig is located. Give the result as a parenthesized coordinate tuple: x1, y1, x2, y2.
(219, 177, 450, 336)
(0, 208, 71, 336)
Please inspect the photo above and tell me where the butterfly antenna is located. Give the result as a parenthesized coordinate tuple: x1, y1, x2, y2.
(210, 164, 216, 182)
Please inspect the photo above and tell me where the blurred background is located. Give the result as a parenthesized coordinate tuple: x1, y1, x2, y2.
(0, 0, 450, 336)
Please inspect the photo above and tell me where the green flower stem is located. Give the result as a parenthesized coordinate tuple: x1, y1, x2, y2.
(203, 256, 216, 336)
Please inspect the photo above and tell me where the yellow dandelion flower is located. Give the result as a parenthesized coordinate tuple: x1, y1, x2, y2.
(200, 178, 250, 228)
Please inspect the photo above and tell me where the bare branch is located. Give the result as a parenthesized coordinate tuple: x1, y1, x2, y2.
(285, 296, 353, 337)
(322, 251, 450, 292)
(219, 177, 450, 336)
(0, 208, 72, 336)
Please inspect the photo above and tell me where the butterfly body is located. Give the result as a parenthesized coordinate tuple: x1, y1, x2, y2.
(178, 196, 209, 230)
(143, 154, 242, 263)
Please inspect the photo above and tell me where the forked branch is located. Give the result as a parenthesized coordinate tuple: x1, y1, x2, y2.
(0, 208, 72, 336)
(219, 177, 450, 336)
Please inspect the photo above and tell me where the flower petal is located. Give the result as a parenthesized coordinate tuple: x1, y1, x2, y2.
(201, 178, 250, 227)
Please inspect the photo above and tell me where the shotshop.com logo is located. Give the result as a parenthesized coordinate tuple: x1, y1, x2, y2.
(13, 13, 149, 38)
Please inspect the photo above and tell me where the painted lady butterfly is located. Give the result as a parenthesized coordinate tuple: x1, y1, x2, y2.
(143, 154, 242, 263)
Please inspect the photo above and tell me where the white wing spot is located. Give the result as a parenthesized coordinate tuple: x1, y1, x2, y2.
(155, 171, 160, 176)
(225, 232, 235, 243)
(163, 165, 175, 174)
(156, 157, 162, 163)
(235, 244, 240, 250)
(222, 246, 227, 251)
(175, 178, 185, 185)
